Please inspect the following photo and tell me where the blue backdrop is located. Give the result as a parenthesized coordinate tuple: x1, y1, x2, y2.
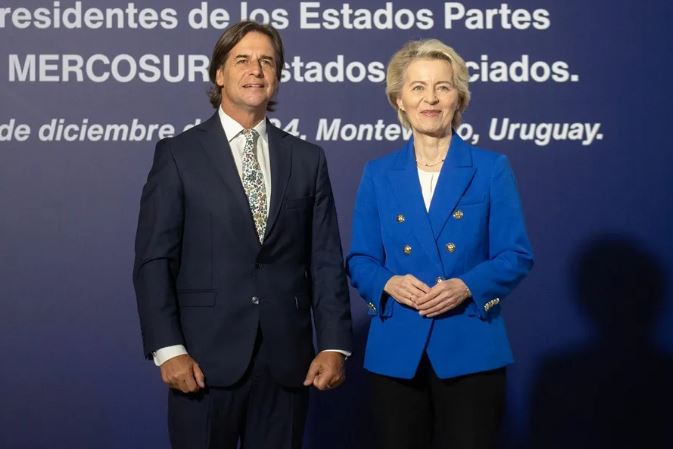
(2, 1, 672, 448)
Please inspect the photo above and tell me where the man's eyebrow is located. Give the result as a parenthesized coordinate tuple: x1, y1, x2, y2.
(233, 54, 274, 61)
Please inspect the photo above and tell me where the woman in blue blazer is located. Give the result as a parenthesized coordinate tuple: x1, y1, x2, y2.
(347, 39, 533, 449)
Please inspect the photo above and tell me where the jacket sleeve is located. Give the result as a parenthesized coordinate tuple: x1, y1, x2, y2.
(133, 138, 185, 358)
(459, 155, 534, 319)
(310, 148, 353, 353)
(346, 162, 396, 318)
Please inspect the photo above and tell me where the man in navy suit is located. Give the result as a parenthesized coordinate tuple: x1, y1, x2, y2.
(133, 21, 352, 449)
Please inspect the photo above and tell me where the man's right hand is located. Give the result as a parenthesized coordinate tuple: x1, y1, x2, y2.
(160, 354, 206, 393)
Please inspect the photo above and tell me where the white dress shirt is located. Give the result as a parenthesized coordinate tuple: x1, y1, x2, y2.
(218, 107, 272, 215)
(153, 108, 348, 366)
(418, 168, 440, 211)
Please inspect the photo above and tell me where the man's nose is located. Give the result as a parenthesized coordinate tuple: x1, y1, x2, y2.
(250, 59, 264, 76)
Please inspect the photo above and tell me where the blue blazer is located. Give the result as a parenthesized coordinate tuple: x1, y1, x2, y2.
(347, 135, 533, 379)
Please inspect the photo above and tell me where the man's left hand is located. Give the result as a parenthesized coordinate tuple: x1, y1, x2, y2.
(303, 351, 346, 390)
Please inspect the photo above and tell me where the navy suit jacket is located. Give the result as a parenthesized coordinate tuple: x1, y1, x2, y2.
(347, 135, 533, 379)
(134, 113, 352, 387)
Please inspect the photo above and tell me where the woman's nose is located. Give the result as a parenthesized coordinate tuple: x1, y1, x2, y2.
(423, 93, 439, 104)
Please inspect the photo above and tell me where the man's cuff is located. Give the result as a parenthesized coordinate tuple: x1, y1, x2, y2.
(153, 345, 188, 366)
(321, 349, 351, 359)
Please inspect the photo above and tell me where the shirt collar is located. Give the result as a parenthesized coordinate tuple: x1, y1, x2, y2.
(218, 107, 267, 143)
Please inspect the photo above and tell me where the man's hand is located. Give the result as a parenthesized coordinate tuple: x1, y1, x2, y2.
(416, 278, 471, 317)
(383, 274, 430, 308)
(303, 351, 346, 390)
(160, 354, 206, 393)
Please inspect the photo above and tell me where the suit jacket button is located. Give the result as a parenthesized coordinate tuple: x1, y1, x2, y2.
(446, 242, 457, 253)
(403, 244, 412, 255)
(396, 214, 406, 223)
(368, 302, 377, 313)
(452, 210, 464, 220)
(251, 296, 260, 305)
(436, 276, 444, 284)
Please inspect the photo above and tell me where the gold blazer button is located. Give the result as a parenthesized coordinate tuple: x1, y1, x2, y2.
(446, 242, 457, 253)
(403, 244, 412, 255)
(396, 214, 406, 223)
(452, 210, 464, 220)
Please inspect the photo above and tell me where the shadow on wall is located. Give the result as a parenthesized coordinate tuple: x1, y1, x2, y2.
(527, 235, 673, 449)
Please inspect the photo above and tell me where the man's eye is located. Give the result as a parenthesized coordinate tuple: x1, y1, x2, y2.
(412, 85, 423, 91)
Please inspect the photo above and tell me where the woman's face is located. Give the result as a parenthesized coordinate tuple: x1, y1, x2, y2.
(396, 58, 459, 138)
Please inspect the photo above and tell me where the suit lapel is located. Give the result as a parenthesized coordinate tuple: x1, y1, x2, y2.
(197, 113, 260, 246)
(263, 122, 292, 241)
(428, 134, 476, 239)
(387, 139, 443, 273)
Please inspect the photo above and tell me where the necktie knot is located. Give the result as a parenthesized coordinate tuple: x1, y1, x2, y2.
(242, 128, 258, 148)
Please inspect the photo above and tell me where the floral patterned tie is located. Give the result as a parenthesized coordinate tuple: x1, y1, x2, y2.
(240, 129, 267, 244)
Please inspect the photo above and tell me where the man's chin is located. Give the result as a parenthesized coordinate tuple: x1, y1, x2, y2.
(241, 97, 271, 110)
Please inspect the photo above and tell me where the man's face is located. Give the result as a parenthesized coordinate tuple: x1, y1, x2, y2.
(216, 31, 279, 116)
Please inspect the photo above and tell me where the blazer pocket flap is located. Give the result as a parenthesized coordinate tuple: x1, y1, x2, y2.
(466, 300, 480, 317)
(178, 290, 216, 307)
(285, 196, 314, 210)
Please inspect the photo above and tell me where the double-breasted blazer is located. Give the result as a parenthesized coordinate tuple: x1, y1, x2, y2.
(347, 135, 533, 379)
(134, 113, 352, 387)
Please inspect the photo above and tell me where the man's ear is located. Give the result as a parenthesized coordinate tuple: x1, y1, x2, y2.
(215, 67, 224, 88)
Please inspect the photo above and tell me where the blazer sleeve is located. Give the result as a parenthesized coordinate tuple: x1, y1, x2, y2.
(459, 155, 534, 319)
(309, 148, 353, 353)
(346, 162, 396, 318)
(133, 138, 185, 358)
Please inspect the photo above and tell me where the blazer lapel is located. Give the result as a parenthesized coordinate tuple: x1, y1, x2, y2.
(263, 122, 292, 241)
(387, 139, 443, 273)
(428, 134, 476, 239)
(197, 113, 260, 246)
